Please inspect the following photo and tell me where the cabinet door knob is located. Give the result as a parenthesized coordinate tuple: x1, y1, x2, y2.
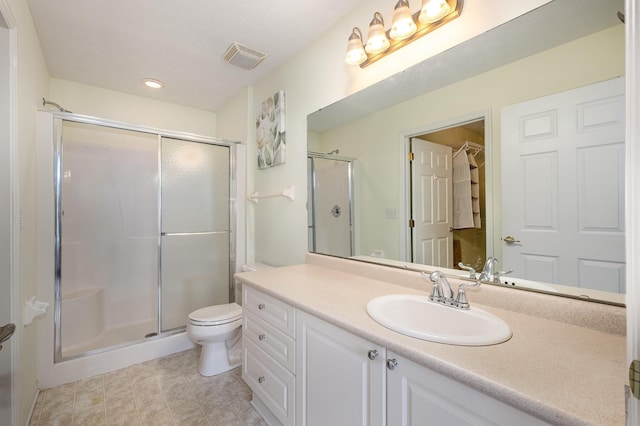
(386, 358, 398, 370)
(368, 349, 379, 360)
(258, 376, 266, 384)
(258, 303, 266, 310)
(258, 334, 266, 341)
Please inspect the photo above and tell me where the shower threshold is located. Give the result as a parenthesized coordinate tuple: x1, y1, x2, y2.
(61, 319, 166, 359)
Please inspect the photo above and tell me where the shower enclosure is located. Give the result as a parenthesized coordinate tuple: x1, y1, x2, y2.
(307, 153, 355, 257)
(53, 115, 238, 361)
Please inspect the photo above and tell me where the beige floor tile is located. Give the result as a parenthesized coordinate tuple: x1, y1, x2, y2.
(104, 382, 133, 404)
(132, 377, 163, 405)
(75, 376, 104, 394)
(72, 408, 106, 426)
(74, 393, 105, 413)
(206, 409, 243, 426)
(166, 395, 204, 422)
(40, 416, 73, 426)
(40, 400, 75, 424)
(239, 409, 268, 426)
(31, 348, 262, 426)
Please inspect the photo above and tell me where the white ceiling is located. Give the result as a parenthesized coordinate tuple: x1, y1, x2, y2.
(27, 0, 364, 112)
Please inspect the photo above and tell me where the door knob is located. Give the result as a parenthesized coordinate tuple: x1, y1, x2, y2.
(0, 323, 16, 351)
(502, 235, 521, 245)
(368, 349, 379, 360)
(386, 358, 398, 370)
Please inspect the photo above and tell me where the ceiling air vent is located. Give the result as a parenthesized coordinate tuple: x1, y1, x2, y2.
(223, 43, 266, 70)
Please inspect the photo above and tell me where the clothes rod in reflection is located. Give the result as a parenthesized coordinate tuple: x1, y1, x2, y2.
(249, 185, 295, 203)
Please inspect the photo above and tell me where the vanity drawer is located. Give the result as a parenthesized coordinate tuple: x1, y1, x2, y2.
(243, 337, 295, 426)
(243, 286, 295, 338)
(244, 311, 296, 373)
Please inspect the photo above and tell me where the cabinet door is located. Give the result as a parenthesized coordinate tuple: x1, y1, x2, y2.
(386, 352, 550, 426)
(296, 310, 385, 426)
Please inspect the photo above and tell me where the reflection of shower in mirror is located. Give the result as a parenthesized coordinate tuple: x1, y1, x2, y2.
(307, 153, 355, 257)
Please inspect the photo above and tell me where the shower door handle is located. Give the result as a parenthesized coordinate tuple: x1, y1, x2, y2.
(0, 323, 16, 351)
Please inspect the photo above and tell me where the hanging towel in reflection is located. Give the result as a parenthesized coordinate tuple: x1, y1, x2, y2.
(468, 153, 481, 229)
(453, 152, 474, 229)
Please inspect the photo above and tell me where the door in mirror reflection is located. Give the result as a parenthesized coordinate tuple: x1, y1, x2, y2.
(501, 77, 625, 293)
(408, 122, 487, 271)
(409, 138, 453, 267)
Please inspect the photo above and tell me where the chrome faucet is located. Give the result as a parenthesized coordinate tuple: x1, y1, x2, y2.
(478, 257, 498, 282)
(457, 262, 477, 279)
(424, 271, 453, 303)
(423, 271, 481, 310)
(477, 257, 512, 283)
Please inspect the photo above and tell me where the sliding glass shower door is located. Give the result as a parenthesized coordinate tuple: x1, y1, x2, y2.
(58, 122, 160, 358)
(160, 138, 231, 331)
(55, 118, 235, 361)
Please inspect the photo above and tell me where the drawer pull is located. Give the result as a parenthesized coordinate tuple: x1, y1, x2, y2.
(258, 376, 266, 384)
(368, 349, 379, 360)
(259, 334, 267, 341)
(387, 358, 398, 370)
(258, 303, 266, 310)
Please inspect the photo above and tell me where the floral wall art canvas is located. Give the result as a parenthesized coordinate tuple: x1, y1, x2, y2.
(256, 90, 286, 169)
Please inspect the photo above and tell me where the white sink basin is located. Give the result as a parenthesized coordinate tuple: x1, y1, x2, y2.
(366, 295, 512, 346)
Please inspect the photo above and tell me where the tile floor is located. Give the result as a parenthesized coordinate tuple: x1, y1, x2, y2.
(28, 348, 267, 426)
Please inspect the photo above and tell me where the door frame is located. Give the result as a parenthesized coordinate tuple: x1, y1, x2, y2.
(398, 110, 493, 264)
(626, 0, 640, 422)
(0, 0, 19, 423)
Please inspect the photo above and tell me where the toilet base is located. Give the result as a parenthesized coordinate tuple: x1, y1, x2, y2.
(197, 338, 242, 376)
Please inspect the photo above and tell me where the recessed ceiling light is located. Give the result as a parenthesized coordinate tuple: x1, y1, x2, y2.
(143, 78, 164, 89)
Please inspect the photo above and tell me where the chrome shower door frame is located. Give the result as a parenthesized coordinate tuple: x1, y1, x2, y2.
(53, 112, 239, 362)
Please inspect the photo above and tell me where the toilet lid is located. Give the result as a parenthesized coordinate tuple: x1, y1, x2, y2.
(189, 303, 243, 325)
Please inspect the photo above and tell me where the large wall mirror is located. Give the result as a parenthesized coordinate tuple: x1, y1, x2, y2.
(307, 0, 625, 305)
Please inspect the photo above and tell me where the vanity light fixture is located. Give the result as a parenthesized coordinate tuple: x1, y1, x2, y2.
(345, 0, 463, 68)
(143, 78, 164, 89)
(365, 12, 390, 55)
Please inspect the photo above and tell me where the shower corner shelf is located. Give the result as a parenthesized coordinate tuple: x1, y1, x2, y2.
(249, 185, 295, 203)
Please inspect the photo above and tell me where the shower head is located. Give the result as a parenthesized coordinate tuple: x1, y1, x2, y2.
(42, 98, 72, 113)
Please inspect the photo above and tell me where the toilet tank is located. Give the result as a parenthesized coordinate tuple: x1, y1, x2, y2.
(235, 263, 273, 305)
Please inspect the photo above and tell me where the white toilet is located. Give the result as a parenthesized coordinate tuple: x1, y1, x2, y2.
(187, 302, 243, 376)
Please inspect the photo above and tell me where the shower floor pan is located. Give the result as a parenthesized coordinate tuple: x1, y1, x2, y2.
(62, 318, 160, 359)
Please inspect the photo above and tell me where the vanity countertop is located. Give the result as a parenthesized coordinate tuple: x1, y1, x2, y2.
(235, 263, 627, 426)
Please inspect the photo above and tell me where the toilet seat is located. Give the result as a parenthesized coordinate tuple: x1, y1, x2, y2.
(188, 303, 242, 326)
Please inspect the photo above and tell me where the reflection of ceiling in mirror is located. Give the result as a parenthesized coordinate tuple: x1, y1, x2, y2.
(308, 0, 623, 133)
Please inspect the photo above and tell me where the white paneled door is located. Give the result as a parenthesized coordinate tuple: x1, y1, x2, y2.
(410, 138, 453, 267)
(0, 16, 13, 426)
(501, 78, 625, 293)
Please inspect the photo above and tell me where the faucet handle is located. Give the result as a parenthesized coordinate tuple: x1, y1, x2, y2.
(428, 282, 442, 302)
(494, 269, 513, 283)
(454, 286, 470, 309)
(454, 279, 482, 309)
(457, 262, 477, 279)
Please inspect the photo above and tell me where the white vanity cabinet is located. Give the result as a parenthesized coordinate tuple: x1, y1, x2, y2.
(242, 286, 296, 426)
(242, 285, 550, 426)
(386, 352, 551, 425)
(296, 310, 386, 426)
